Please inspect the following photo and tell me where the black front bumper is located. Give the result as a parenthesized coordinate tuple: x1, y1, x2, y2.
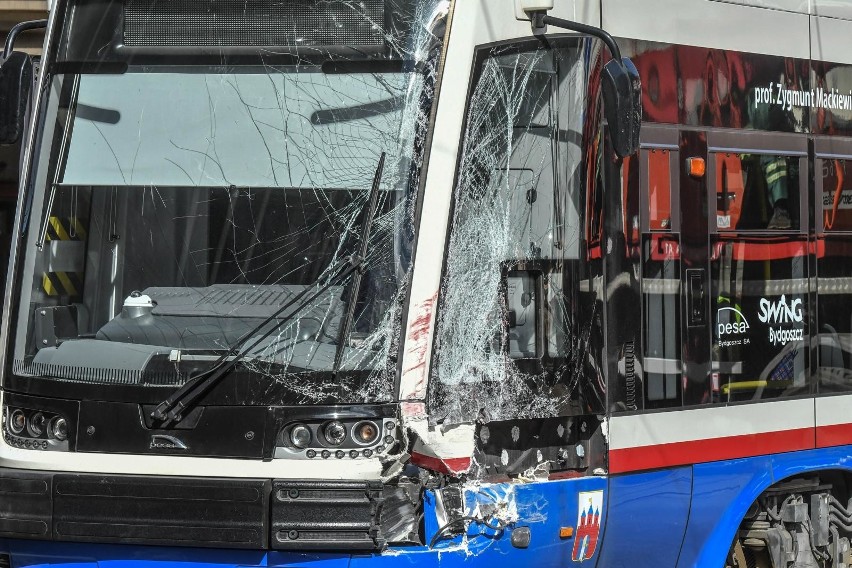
(0, 468, 391, 550)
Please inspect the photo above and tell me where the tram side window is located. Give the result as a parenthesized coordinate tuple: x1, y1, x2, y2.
(715, 153, 800, 231)
(648, 149, 672, 230)
(710, 239, 809, 402)
(817, 159, 852, 393)
(822, 159, 852, 232)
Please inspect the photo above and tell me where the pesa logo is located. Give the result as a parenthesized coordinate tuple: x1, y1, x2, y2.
(717, 306, 750, 336)
(150, 434, 187, 450)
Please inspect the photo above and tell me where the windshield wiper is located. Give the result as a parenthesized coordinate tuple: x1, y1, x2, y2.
(331, 152, 386, 378)
(151, 152, 386, 427)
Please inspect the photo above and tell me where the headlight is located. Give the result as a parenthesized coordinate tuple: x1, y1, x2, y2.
(9, 409, 25, 435)
(352, 420, 379, 446)
(3, 405, 71, 452)
(273, 416, 397, 460)
(49, 416, 68, 441)
(323, 421, 347, 446)
(289, 424, 312, 449)
(27, 412, 46, 437)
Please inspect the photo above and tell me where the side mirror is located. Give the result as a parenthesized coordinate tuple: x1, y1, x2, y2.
(602, 57, 642, 159)
(0, 51, 34, 145)
(523, 12, 642, 158)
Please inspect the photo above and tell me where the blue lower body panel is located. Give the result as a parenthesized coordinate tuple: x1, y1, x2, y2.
(14, 445, 852, 568)
(677, 445, 852, 568)
(595, 466, 692, 568)
(0, 476, 606, 568)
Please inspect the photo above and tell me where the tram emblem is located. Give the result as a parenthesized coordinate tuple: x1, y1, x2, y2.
(572, 490, 603, 562)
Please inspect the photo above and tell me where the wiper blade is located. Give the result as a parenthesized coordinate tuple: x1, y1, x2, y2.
(331, 152, 386, 378)
(150, 255, 362, 426)
(151, 152, 387, 427)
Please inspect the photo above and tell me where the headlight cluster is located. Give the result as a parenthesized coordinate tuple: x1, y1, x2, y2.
(275, 418, 398, 460)
(3, 406, 69, 451)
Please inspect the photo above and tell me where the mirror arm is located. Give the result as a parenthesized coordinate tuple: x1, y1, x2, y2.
(530, 12, 622, 61)
(3, 19, 48, 60)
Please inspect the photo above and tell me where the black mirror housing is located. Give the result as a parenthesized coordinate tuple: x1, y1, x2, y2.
(602, 57, 641, 158)
(0, 51, 34, 145)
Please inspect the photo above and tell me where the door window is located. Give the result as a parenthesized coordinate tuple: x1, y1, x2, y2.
(714, 153, 801, 231)
(817, 156, 852, 392)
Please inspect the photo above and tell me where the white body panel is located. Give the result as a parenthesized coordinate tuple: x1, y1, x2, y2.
(728, 0, 811, 13)
(603, 0, 811, 59)
(815, 395, 852, 428)
(609, 398, 813, 451)
(811, 15, 852, 64)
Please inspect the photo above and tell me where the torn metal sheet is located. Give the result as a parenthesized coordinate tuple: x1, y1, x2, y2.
(408, 418, 475, 475)
(427, 479, 560, 554)
(471, 416, 608, 478)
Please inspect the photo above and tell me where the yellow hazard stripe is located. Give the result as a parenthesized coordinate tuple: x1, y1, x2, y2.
(55, 271, 76, 296)
(49, 217, 70, 241)
(41, 271, 82, 297)
(44, 217, 87, 241)
(42, 274, 58, 296)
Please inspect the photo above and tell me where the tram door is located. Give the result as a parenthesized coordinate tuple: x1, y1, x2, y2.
(639, 127, 810, 409)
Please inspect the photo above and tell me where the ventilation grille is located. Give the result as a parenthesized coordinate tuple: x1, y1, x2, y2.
(124, 0, 386, 48)
(14, 359, 182, 386)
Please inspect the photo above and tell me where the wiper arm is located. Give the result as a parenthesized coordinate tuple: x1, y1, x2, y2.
(150, 255, 361, 426)
(151, 152, 387, 427)
(331, 152, 386, 378)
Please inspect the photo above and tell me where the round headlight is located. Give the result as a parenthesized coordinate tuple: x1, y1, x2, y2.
(9, 409, 25, 435)
(49, 416, 68, 442)
(289, 424, 312, 449)
(352, 420, 380, 446)
(323, 421, 347, 446)
(28, 412, 46, 437)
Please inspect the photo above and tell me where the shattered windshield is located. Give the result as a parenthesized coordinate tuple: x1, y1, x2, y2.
(429, 39, 606, 424)
(10, 0, 448, 404)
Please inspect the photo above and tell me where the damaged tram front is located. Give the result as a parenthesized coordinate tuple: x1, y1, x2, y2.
(0, 0, 640, 566)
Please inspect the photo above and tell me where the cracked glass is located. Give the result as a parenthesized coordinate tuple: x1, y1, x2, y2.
(428, 39, 606, 425)
(10, 0, 448, 405)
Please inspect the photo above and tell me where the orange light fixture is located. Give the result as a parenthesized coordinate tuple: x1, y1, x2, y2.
(559, 526, 574, 538)
(686, 157, 706, 179)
